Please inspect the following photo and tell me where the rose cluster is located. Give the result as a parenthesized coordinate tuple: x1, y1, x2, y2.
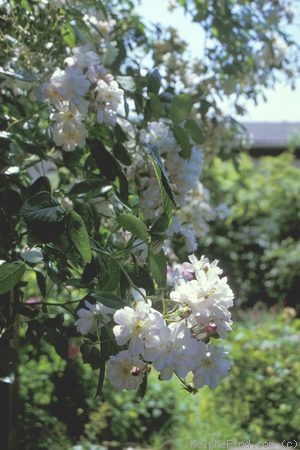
(127, 120, 205, 251)
(75, 254, 233, 391)
(41, 45, 123, 151)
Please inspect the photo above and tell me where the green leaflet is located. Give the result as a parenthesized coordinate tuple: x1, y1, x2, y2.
(0, 261, 26, 295)
(116, 214, 149, 242)
(68, 210, 92, 265)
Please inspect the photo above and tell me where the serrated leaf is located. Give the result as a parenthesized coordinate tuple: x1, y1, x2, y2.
(21, 191, 65, 224)
(170, 94, 193, 123)
(184, 119, 205, 144)
(0, 262, 25, 295)
(148, 249, 166, 288)
(116, 214, 149, 242)
(68, 211, 92, 264)
(21, 248, 43, 264)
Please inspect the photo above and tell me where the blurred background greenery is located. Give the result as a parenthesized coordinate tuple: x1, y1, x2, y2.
(18, 152, 300, 450)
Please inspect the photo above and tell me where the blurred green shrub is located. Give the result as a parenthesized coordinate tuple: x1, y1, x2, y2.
(204, 153, 300, 307)
(79, 375, 181, 446)
(18, 312, 300, 448)
(201, 312, 300, 444)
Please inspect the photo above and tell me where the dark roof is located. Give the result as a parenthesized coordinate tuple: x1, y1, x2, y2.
(242, 122, 300, 149)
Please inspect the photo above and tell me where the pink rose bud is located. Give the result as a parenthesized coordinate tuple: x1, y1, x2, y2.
(25, 297, 42, 310)
(68, 342, 80, 360)
(205, 322, 217, 334)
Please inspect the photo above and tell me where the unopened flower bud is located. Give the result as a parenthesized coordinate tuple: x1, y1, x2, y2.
(204, 322, 217, 334)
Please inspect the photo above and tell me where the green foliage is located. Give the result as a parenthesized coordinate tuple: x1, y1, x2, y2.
(116, 213, 149, 242)
(0, 261, 25, 295)
(0, 1, 299, 442)
(200, 313, 300, 444)
(148, 249, 167, 288)
(17, 313, 300, 448)
(18, 404, 72, 450)
(204, 153, 300, 307)
(80, 374, 180, 446)
(68, 210, 92, 265)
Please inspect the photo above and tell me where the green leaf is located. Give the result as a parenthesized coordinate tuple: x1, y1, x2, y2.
(80, 343, 101, 369)
(69, 178, 111, 196)
(61, 22, 76, 47)
(45, 329, 68, 359)
(146, 144, 177, 207)
(148, 249, 167, 288)
(147, 68, 161, 95)
(93, 291, 124, 310)
(88, 139, 119, 181)
(35, 270, 46, 297)
(20, 0, 32, 12)
(150, 213, 171, 234)
(149, 213, 170, 254)
(68, 211, 92, 264)
(102, 259, 120, 292)
(29, 176, 52, 196)
(172, 124, 192, 159)
(113, 143, 132, 166)
(170, 94, 193, 123)
(21, 191, 65, 224)
(116, 214, 149, 242)
(184, 119, 206, 144)
(21, 248, 44, 264)
(0, 262, 25, 295)
(149, 93, 163, 119)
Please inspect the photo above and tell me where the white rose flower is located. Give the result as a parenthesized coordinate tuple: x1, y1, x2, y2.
(192, 343, 231, 389)
(75, 301, 115, 335)
(113, 300, 165, 356)
(170, 255, 234, 338)
(64, 45, 100, 69)
(52, 120, 88, 152)
(143, 322, 198, 380)
(106, 350, 147, 390)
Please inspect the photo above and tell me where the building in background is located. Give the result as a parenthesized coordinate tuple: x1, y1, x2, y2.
(243, 122, 300, 157)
